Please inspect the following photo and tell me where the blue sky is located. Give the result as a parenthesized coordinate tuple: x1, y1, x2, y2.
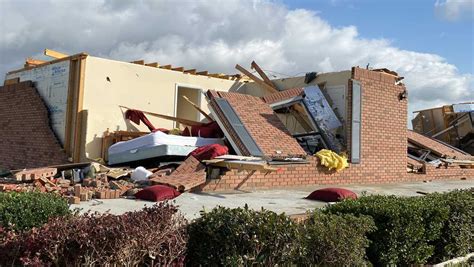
(282, 0, 473, 73)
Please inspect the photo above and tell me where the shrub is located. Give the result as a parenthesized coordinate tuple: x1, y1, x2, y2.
(187, 205, 298, 266)
(325, 194, 450, 265)
(0, 203, 187, 266)
(427, 189, 474, 263)
(0, 191, 70, 231)
(294, 212, 375, 266)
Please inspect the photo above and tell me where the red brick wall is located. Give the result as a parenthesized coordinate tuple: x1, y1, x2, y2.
(0, 81, 69, 169)
(199, 68, 472, 191)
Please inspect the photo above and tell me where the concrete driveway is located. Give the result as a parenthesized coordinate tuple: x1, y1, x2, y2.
(70, 179, 473, 220)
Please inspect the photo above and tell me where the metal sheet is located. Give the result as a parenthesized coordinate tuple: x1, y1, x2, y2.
(453, 103, 474, 113)
(214, 98, 264, 157)
(351, 81, 362, 163)
(303, 85, 343, 152)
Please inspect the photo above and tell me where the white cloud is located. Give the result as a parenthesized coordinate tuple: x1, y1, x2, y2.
(435, 0, 474, 21)
(0, 0, 472, 125)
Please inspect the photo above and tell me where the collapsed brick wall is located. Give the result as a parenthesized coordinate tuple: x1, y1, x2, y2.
(199, 67, 472, 191)
(0, 81, 69, 169)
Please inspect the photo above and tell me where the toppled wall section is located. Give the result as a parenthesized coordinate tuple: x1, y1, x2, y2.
(0, 81, 69, 169)
(207, 90, 306, 158)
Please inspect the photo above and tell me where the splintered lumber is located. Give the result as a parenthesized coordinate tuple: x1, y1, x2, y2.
(440, 158, 474, 166)
(44, 49, 69, 59)
(145, 62, 159, 67)
(24, 58, 46, 67)
(235, 64, 278, 93)
(203, 159, 278, 172)
(4, 77, 19, 86)
(119, 105, 206, 127)
(251, 61, 277, 89)
(182, 95, 214, 121)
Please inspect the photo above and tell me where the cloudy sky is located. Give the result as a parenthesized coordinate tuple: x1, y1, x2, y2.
(0, 0, 472, 124)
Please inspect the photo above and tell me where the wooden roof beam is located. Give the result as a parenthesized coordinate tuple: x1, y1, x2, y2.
(184, 69, 196, 74)
(235, 64, 278, 93)
(171, 66, 184, 72)
(145, 62, 159, 67)
(251, 61, 277, 90)
(44, 49, 69, 59)
(131, 60, 145, 65)
(160, 65, 172, 69)
(196, 70, 208, 75)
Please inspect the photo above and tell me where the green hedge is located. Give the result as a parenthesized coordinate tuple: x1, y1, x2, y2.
(187, 205, 298, 266)
(0, 189, 472, 265)
(0, 192, 70, 231)
(294, 212, 375, 266)
(427, 189, 473, 263)
(325, 189, 473, 265)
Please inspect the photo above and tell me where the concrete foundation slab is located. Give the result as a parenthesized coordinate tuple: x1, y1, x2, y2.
(70, 179, 473, 220)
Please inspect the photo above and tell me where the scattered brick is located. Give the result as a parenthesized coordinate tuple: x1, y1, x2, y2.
(14, 167, 57, 181)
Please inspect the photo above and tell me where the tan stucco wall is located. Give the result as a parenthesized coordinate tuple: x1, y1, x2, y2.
(81, 56, 243, 160)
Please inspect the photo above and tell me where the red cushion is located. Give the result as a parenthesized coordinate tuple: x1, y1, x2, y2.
(188, 144, 228, 161)
(134, 185, 181, 202)
(305, 188, 357, 202)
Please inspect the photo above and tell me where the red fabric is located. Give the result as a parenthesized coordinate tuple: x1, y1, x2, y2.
(125, 109, 156, 132)
(134, 185, 181, 202)
(182, 121, 223, 138)
(305, 188, 357, 202)
(188, 144, 228, 161)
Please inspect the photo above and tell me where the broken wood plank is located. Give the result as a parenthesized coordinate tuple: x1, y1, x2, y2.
(4, 77, 19, 86)
(145, 62, 159, 67)
(204, 159, 278, 172)
(44, 49, 69, 59)
(184, 69, 196, 74)
(131, 60, 145, 65)
(215, 155, 263, 161)
(251, 61, 277, 89)
(440, 158, 474, 166)
(235, 64, 277, 93)
(24, 58, 46, 67)
(182, 95, 214, 121)
(119, 105, 206, 127)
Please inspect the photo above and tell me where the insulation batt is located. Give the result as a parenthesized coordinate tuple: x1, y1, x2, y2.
(315, 149, 348, 172)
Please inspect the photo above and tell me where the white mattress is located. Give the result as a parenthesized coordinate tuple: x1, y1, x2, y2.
(108, 131, 224, 155)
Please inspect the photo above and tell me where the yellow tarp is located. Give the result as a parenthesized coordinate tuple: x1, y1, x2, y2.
(315, 149, 348, 172)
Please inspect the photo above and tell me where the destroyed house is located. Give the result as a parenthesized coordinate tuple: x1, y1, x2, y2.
(1, 50, 472, 192)
(412, 103, 473, 155)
